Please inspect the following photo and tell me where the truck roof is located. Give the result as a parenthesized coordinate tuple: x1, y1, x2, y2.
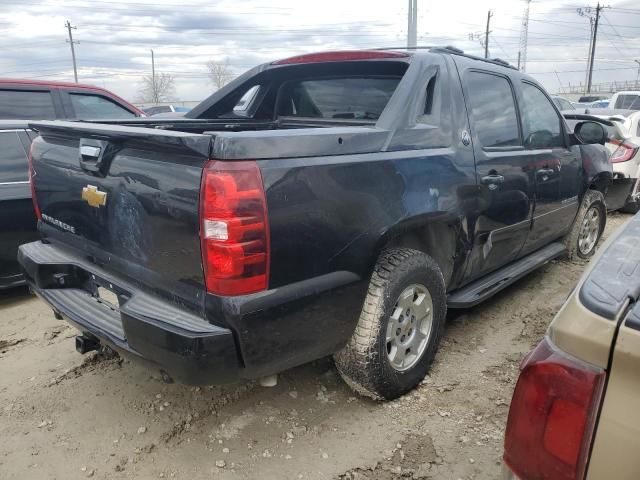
(271, 46, 516, 71)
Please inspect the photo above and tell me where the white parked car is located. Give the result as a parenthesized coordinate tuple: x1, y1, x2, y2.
(610, 91, 640, 110)
(605, 111, 640, 212)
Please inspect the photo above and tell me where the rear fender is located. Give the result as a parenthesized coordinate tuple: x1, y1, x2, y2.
(373, 214, 466, 289)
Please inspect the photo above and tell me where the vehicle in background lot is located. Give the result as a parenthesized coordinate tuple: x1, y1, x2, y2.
(503, 211, 640, 480)
(579, 94, 608, 103)
(564, 111, 634, 211)
(552, 96, 576, 111)
(563, 114, 627, 211)
(20, 48, 612, 400)
(589, 98, 610, 108)
(605, 111, 640, 212)
(0, 121, 38, 289)
(143, 104, 192, 116)
(610, 91, 640, 110)
(0, 79, 145, 119)
(569, 110, 640, 212)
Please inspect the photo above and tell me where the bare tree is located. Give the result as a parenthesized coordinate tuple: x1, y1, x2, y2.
(207, 59, 233, 90)
(137, 73, 176, 104)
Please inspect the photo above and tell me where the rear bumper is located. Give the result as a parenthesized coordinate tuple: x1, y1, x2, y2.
(18, 241, 242, 384)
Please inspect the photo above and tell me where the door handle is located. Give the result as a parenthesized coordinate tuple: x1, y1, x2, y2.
(536, 168, 555, 176)
(481, 174, 505, 185)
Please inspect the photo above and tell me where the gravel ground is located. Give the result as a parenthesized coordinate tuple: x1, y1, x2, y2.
(0, 212, 630, 480)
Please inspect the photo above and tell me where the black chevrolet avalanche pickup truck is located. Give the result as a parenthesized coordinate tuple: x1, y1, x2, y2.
(19, 48, 612, 399)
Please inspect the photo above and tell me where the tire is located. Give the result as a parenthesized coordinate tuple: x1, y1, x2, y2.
(564, 189, 606, 260)
(334, 248, 446, 400)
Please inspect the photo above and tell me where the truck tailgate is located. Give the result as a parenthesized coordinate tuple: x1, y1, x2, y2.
(29, 121, 212, 313)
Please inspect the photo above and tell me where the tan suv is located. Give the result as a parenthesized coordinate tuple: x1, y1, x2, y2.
(503, 213, 640, 480)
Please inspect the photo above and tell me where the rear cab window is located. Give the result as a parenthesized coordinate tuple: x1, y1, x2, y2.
(0, 89, 56, 119)
(277, 77, 401, 121)
(195, 60, 409, 122)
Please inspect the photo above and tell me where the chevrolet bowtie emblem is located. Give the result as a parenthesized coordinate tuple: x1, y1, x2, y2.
(82, 185, 107, 208)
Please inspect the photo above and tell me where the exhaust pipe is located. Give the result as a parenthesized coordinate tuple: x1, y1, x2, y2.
(75, 335, 100, 354)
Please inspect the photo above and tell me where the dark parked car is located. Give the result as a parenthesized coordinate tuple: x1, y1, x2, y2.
(20, 48, 612, 399)
(0, 79, 145, 120)
(0, 121, 38, 288)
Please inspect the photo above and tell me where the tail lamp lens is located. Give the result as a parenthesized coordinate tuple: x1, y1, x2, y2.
(199, 160, 269, 296)
(610, 139, 639, 163)
(28, 141, 41, 220)
(504, 337, 605, 480)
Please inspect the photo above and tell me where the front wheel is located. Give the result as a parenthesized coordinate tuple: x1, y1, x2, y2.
(334, 248, 446, 400)
(564, 189, 606, 260)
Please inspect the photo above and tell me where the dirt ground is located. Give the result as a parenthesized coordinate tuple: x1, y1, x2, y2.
(0, 212, 630, 480)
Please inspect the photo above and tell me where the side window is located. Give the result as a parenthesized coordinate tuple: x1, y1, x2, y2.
(0, 90, 56, 119)
(466, 72, 520, 148)
(233, 85, 261, 116)
(0, 131, 29, 182)
(69, 93, 136, 119)
(423, 75, 436, 115)
(520, 83, 563, 149)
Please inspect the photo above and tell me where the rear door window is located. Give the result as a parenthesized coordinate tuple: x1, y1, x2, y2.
(465, 72, 521, 148)
(0, 131, 29, 182)
(277, 77, 400, 121)
(69, 93, 136, 119)
(0, 89, 56, 119)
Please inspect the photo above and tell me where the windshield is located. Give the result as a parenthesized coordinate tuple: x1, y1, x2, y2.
(278, 77, 401, 121)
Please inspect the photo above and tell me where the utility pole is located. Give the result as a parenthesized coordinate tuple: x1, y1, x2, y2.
(484, 10, 493, 59)
(587, 3, 603, 93)
(407, 0, 417, 48)
(151, 49, 157, 104)
(517, 51, 521, 70)
(65, 20, 78, 83)
(635, 60, 640, 85)
(519, 0, 531, 72)
(578, 3, 606, 94)
(583, 17, 594, 95)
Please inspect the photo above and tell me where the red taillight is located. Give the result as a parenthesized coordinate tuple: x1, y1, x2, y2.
(272, 50, 408, 65)
(199, 160, 269, 296)
(609, 139, 639, 163)
(504, 337, 605, 480)
(28, 141, 41, 220)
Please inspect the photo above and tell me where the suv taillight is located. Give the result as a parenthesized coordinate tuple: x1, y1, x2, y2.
(199, 160, 269, 296)
(610, 139, 639, 163)
(504, 337, 605, 480)
(28, 142, 41, 220)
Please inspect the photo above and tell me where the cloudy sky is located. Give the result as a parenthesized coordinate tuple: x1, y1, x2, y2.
(2, 0, 640, 104)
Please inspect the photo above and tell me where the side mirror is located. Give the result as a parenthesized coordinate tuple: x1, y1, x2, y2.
(573, 121, 607, 145)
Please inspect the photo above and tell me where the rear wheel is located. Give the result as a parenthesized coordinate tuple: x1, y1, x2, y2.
(564, 189, 606, 260)
(334, 248, 446, 400)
